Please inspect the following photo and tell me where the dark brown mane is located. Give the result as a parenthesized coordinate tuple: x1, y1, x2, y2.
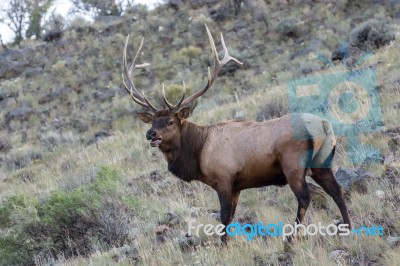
(166, 121, 208, 182)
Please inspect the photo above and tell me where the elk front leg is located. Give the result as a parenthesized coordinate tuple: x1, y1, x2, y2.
(217, 189, 239, 243)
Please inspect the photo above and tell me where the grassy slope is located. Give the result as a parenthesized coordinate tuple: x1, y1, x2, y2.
(0, 1, 399, 265)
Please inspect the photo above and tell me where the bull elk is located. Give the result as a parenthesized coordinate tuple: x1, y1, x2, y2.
(121, 25, 352, 242)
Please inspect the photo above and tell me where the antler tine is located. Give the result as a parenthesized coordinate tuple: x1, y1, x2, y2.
(122, 73, 151, 108)
(181, 24, 243, 106)
(162, 82, 186, 110)
(220, 33, 243, 66)
(162, 84, 173, 110)
(122, 35, 158, 112)
(141, 90, 159, 111)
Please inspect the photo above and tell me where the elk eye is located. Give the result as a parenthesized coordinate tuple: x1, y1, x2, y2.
(168, 120, 174, 126)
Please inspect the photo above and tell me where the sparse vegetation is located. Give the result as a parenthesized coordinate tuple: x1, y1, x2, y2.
(0, 0, 399, 265)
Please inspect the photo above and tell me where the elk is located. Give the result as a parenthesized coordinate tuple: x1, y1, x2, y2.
(121, 25, 352, 242)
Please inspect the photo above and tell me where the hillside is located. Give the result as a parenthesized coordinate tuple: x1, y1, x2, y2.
(0, 0, 399, 265)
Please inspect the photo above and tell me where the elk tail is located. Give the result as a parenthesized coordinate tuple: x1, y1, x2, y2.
(311, 120, 336, 168)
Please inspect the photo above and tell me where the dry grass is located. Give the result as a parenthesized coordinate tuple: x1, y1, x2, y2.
(1, 2, 399, 265)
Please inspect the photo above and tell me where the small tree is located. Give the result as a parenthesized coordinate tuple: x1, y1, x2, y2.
(25, 0, 53, 39)
(71, 0, 135, 19)
(1, 0, 53, 44)
(2, 0, 28, 43)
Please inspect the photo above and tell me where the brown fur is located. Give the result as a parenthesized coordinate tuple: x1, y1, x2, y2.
(141, 111, 352, 243)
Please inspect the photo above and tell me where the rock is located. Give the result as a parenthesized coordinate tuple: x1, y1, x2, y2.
(111, 245, 139, 264)
(5, 107, 34, 123)
(374, 190, 385, 199)
(384, 127, 400, 136)
(189, 207, 201, 218)
(335, 167, 372, 194)
(0, 136, 12, 153)
(189, 0, 219, 9)
(331, 44, 364, 65)
(388, 133, 400, 154)
(94, 131, 111, 138)
(155, 224, 170, 235)
(233, 110, 245, 120)
(149, 170, 163, 181)
(177, 233, 201, 251)
(330, 249, 351, 263)
(386, 236, 400, 248)
(0, 47, 35, 79)
(277, 252, 293, 266)
(92, 88, 115, 102)
(24, 67, 43, 78)
(208, 209, 220, 220)
(0, 90, 17, 103)
(39, 86, 72, 104)
(70, 118, 88, 133)
(238, 209, 258, 225)
(159, 212, 180, 227)
(86, 131, 112, 146)
(253, 255, 267, 266)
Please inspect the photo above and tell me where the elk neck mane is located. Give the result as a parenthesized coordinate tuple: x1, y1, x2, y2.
(165, 121, 208, 182)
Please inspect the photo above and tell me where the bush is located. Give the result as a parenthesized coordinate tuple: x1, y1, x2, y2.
(163, 83, 190, 105)
(178, 45, 202, 65)
(0, 166, 135, 264)
(0, 134, 12, 153)
(4, 148, 43, 171)
(349, 16, 396, 50)
(42, 12, 65, 42)
(276, 17, 302, 39)
(256, 96, 288, 122)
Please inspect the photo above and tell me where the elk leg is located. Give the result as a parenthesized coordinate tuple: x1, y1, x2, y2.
(311, 168, 352, 228)
(231, 191, 241, 218)
(217, 189, 236, 243)
(289, 177, 311, 225)
(284, 169, 311, 243)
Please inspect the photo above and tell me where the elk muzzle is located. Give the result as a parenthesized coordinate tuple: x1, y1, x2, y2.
(146, 129, 162, 147)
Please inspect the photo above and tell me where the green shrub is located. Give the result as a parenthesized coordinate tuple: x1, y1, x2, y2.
(163, 83, 190, 105)
(0, 235, 32, 266)
(349, 16, 396, 50)
(178, 45, 202, 65)
(0, 195, 39, 229)
(0, 166, 132, 264)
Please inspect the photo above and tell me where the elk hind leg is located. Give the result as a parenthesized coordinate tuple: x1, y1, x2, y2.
(284, 167, 311, 242)
(310, 168, 352, 228)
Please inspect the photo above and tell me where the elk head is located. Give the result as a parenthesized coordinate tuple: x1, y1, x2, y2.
(122, 25, 242, 151)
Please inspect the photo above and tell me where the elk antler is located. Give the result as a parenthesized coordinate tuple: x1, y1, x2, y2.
(122, 35, 159, 112)
(177, 24, 243, 107)
(162, 81, 186, 110)
(123, 25, 242, 112)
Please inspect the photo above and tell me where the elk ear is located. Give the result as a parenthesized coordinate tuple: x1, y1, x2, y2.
(177, 106, 192, 120)
(137, 112, 154, 123)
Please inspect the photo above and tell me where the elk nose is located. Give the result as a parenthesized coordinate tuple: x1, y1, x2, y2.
(146, 130, 156, 140)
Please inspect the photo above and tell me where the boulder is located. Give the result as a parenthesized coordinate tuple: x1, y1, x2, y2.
(335, 167, 372, 194)
(177, 233, 201, 251)
(111, 245, 139, 264)
(5, 107, 34, 123)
